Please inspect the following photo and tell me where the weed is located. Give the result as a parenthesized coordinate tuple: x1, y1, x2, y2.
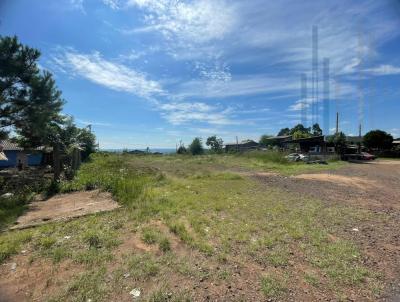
(126, 253, 160, 280)
(158, 238, 171, 252)
(260, 274, 287, 297)
(141, 227, 158, 245)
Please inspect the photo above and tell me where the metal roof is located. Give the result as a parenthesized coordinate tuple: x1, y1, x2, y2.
(0, 140, 23, 151)
(0, 140, 51, 152)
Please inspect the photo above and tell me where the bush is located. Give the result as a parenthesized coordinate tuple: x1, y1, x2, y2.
(188, 137, 204, 155)
(176, 145, 187, 154)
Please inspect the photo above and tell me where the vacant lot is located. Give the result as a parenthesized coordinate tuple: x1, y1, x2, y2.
(0, 154, 399, 301)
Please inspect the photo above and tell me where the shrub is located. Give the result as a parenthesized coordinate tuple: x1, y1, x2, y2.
(188, 137, 204, 155)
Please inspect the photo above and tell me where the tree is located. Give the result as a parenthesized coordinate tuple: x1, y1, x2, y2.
(189, 137, 204, 155)
(206, 135, 223, 153)
(177, 145, 187, 154)
(78, 127, 97, 161)
(311, 123, 322, 136)
(1, 35, 64, 147)
(15, 71, 64, 148)
(277, 128, 290, 136)
(259, 134, 276, 147)
(292, 130, 311, 139)
(327, 131, 347, 153)
(289, 124, 310, 136)
(0, 35, 41, 138)
(363, 130, 393, 150)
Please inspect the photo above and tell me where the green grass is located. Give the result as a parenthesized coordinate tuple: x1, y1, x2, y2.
(0, 193, 32, 230)
(261, 274, 287, 297)
(0, 230, 32, 262)
(0, 152, 383, 301)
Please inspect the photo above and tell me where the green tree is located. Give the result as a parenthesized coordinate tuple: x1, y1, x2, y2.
(15, 71, 64, 148)
(206, 135, 223, 153)
(327, 131, 347, 153)
(0, 35, 41, 138)
(176, 145, 187, 154)
(259, 134, 278, 147)
(292, 130, 311, 139)
(363, 130, 393, 150)
(289, 124, 311, 136)
(1, 35, 64, 147)
(189, 137, 204, 155)
(311, 123, 322, 136)
(277, 128, 290, 136)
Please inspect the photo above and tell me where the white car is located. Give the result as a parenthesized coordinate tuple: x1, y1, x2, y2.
(285, 153, 301, 161)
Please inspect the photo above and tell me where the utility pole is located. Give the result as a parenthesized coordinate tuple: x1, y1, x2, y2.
(301, 73, 307, 126)
(236, 136, 239, 152)
(336, 112, 339, 134)
(323, 58, 330, 136)
(312, 25, 319, 125)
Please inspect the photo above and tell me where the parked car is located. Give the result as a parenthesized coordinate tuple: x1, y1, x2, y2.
(360, 152, 376, 160)
(285, 153, 309, 162)
(285, 153, 301, 161)
(341, 152, 376, 161)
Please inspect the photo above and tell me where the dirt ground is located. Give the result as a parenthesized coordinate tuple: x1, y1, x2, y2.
(11, 190, 120, 230)
(252, 160, 400, 301)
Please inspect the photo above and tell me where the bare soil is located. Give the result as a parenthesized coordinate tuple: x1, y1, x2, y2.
(10, 190, 120, 230)
(252, 159, 400, 301)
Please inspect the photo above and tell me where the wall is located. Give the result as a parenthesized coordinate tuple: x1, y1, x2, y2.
(0, 151, 43, 168)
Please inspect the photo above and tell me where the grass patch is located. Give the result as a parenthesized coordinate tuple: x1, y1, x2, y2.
(0, 230, 32, 263)
(49, 267, 108, 302)
(0, 193, 32, 230)
(261, 274, 287, 297)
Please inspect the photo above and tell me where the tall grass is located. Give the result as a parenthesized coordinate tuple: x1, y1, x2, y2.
(61, 153, 160, 208)
(240, 150, 289, 164)
(0, 194, 33, 229)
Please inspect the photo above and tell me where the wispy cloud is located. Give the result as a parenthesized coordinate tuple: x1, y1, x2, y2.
(76, 119, 112, 127)
(364, 64, 400, 76)
(102, 0, 121, 10)
(175, 75, 299, 99)
(157, 101, 234, 125)
(51, 49, 163, 98)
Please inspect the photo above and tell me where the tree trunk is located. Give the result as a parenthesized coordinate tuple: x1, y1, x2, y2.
(53, 143, 61, 180)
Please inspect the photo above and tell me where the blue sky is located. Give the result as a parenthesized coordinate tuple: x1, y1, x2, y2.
(1, 0, 400, 149)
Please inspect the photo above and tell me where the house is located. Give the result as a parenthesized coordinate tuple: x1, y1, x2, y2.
(346, 136, 363, 146)
(224, 140, 259, 152)
(261, 135, 292, 148)
(0, 140, 45, 168)
(282, 135, 336, 154)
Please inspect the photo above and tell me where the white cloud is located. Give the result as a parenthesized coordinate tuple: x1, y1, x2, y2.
(175, 75, 299, 99)
(126, 0, 236, 44)
(103, 0, 121, 10)
(52, 49, 163, 98)
(76, 119, 112, 127)
(158, 101, 233, 125)
(289, 98, 314, 111)
(364, 65, 400, 76)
